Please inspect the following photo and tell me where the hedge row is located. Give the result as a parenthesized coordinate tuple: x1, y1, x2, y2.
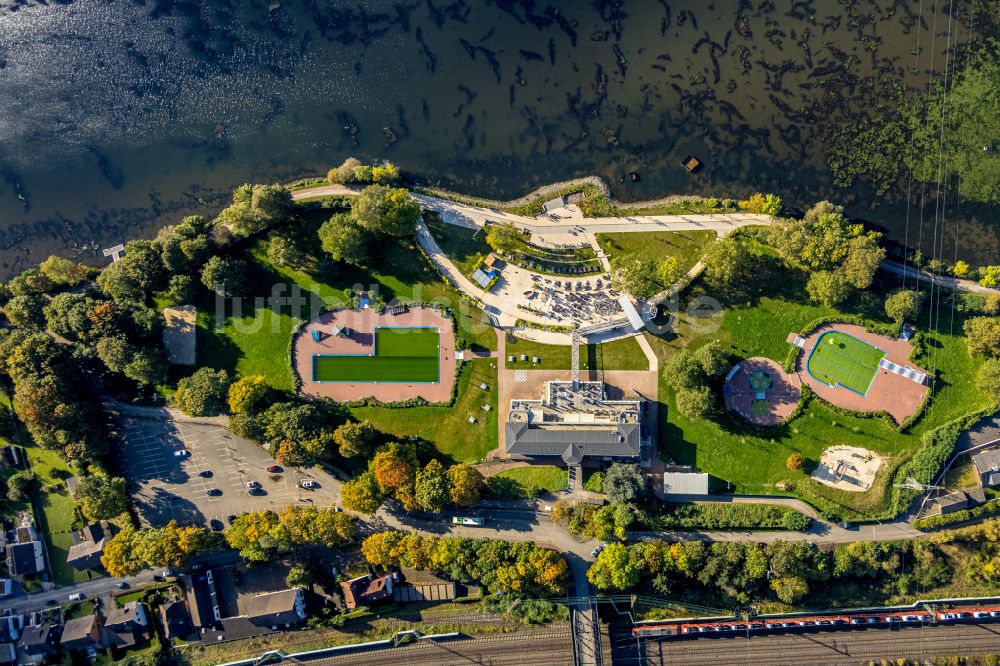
(915, 500, 1000, 531)
(646, 503, 812, 531)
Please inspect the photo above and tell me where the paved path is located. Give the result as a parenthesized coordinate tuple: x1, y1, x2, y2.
(882, 259, 1000, 295)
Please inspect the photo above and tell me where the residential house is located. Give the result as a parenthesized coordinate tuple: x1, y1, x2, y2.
(60, 615, 103, 652)
(19, 623, 61, 657)
(245, 589, 307, 629)
(973, 449, 1000, 487)
(930, 488, 988, 516)
(182, 569, 221, 629)
(4, 521, 46, 579)
(104, 600, 148, 648)
(341, 574, 393, 610)
(158, 600, 193, 640)
(67, 521, 118, 571)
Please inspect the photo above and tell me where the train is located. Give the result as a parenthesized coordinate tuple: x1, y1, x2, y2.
(632, 606, 1000, 639)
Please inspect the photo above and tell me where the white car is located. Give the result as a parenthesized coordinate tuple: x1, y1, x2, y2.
(162, 569, 174, 577)
(245, 481, 261, 489)
(68, 593, 84, 601)
(299, 480, 318, 489)
(591, 544, 605, 557)
(542, 505, 554, 512)
(174, 450, 190, 458)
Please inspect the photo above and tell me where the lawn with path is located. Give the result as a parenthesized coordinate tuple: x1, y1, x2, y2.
(595, 230, 715, 275)
(504, 335, 649, 371)
(490, 465, 568, 498)
(806, 330, 885, 395)
(648, 235, 990, 520)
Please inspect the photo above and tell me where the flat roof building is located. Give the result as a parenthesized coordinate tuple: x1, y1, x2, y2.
(662, 472, 710, 496)
(973, 449, 1000, 487)
(245, 588, 307, 629)
(506, 381, 643, 465)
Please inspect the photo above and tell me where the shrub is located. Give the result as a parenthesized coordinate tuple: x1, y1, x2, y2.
(786, 453, 805, 472)
(738, 193, 782, 215)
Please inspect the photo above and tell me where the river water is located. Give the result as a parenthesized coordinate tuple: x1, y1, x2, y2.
(0, 0, 986, 276)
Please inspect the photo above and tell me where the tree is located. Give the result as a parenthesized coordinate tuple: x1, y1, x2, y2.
(840, 235, 885, 289)
(5, 294, 46, 329)
(953, 260, 970, 277)
(39, 255, 89, 286)
(97, 261, 144, 301)
(786, 453, 805, 472)
(587, 542, 640, 591)
(448, 464, 485, 507)
(771, 575, 809, 603)
(201, 256, 247, 297)
(350, 185, 421, 237)
(286, 564, 315, 588)
(981, 266, 1000, 288)
(123, 347, 169, 386)
(371, 446, 415, 492)
(44, 293, 96, 341)
(228, 375, 269, 414)
(371, 163, 400, 184)
(318, 213, 369, 264)
(675, 386, 713, 419)
(806, 270, 850, 307)
(266, 228, 310, 270)
(225, 511, 282, 561)
(738, 193, 782, 215)
(656, 256, 681, 287)
(692, 340, 729, 378)
(976, 358, 1000, 399)
(167, 275, 196, 304)
(964, 317, 1000, 357)
(328, 157, 362, 184)
(6, 470, 35, 502)
(76, 472, 128, 520)
(333, 420, 379, 458)
(340, 471, 384, 514)
(602, 463, 646, 504)
(662, 349, 704, 389)
(7, 268, 53, 296)
(216, 184, 293, 236)
(884, 289, 924, 324)
(701, 237, 749, 288)
(415, 459, 451, 512)
(485, 221, 521, 254)
(174, 368, 231, 416)
(610, 255, 659, 299)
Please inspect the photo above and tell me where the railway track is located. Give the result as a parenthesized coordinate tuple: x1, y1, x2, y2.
(630, 624, 1000, 666)
(303, 627, 574, 665)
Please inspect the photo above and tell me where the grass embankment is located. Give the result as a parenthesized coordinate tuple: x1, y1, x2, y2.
(425, 214, 492, 276)
(488, 466, 568, 498)
(504, 336, 649, 371)
(596, 231, 715, 276)
(350, 360, 498, 464)
(648, 235, 989, 520)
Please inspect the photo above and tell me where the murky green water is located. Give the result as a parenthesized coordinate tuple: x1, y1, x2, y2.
(0, 0, 983, 276)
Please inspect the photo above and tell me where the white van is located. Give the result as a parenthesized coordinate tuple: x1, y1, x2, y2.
(68, 593, 84, 601)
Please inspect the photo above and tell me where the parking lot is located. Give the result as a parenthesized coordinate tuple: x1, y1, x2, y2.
(113, 417, 340, 528)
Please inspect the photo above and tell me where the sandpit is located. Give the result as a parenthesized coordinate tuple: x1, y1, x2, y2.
(811, 445, 883, 492)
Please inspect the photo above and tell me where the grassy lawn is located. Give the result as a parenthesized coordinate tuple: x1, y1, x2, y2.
(595, 231, 715, 274)
(23, 445, 89, 585)
(196, 207, 497, 392)
(582, 469, 605, 493)
(489, 465, 568, 498)
(504, 335, 649, 371)
(349, 359, 498, 464)
(806, 330, 884, 395)
(648, 238, 990, 520)
(314, 328, 441, 382)
(425, 214, 492, 276)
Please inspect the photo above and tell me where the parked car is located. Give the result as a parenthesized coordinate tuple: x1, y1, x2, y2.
(200, 470, 213, 478)
(174, 450, 190, 458)
(210, 519, 224, 531)
(591, 544, 605, 557)
(116, 582, 129, 589)
(207, 488, 222, 496)
(162, 569, 174, 577)
(68, 593, 84, 601)
(267, 465, 282, 473)
(299, 480, 318, 489)
(245, 481, 261, 489)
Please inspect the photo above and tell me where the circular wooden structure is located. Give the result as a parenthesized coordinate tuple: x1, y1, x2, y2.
(723, 357, 801, 426)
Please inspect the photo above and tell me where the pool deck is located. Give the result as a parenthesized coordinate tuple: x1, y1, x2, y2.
(795, 323, 929, 424)
(292, 307, 456, 403)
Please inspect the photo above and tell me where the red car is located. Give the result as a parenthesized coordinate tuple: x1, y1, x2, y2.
(267, 465, 282, 473)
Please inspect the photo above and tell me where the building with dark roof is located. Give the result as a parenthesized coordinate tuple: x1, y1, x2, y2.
(67, 521, 118, 571)
(341, 575, 393, 609)
(973, 449, 1000, 487)
(506, 381, 644, 465)
(930, 488, 989, 516)
(5, 541, 45, 578)
(104, 600, 149, 647)
(60, 615, 103, 651)
(158, 600, 193, 640)
(19, 623, 60, 656)
(245, 588, 306, 629)
(182, 569, 221, 629)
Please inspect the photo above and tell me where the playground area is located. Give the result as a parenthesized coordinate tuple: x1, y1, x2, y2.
(293, 306, 456, 403)
(723, 357, 801, 426)
(790, 323, 929, 424)
(811, 445, 883, 492)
